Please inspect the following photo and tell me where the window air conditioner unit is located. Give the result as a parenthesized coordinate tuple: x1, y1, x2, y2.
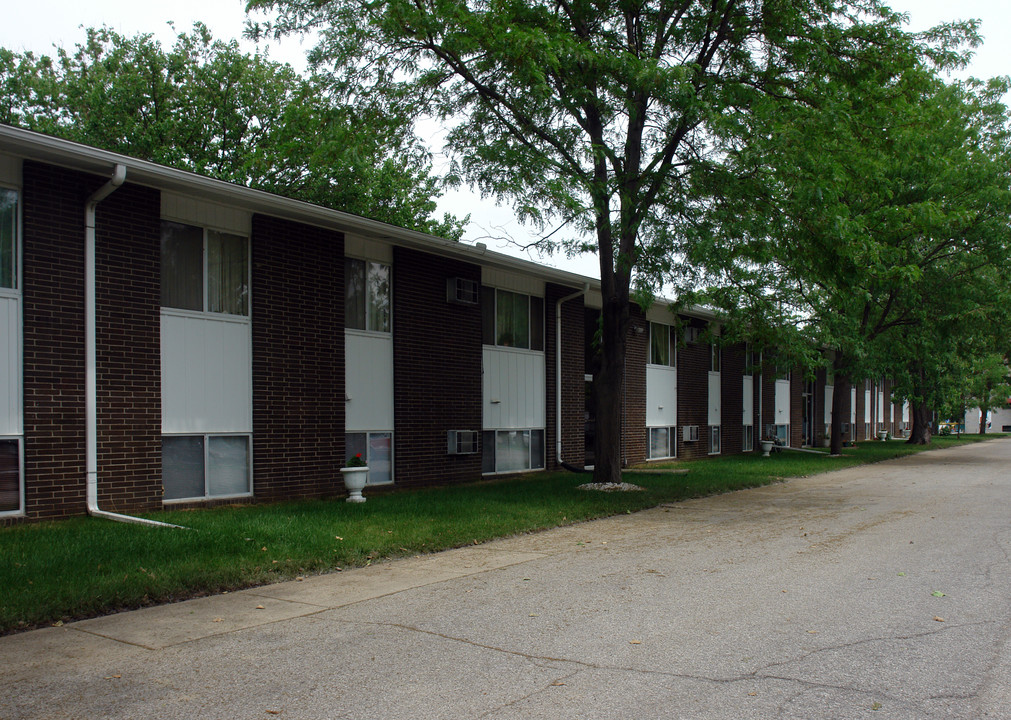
(683, 425, 699, 442)
(447, 277, 479, 305)
(447, 430, 480, 455)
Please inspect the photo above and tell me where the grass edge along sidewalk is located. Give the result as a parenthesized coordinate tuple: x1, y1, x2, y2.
(0, 435, 997, 635)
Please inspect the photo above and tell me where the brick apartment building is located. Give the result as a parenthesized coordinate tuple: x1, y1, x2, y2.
(0, 125, 902, 523)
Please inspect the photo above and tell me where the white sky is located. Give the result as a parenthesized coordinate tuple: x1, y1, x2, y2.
(3, 1, 1009, 279)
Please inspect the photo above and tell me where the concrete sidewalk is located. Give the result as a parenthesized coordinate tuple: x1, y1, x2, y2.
(5, 439, 1011, 719)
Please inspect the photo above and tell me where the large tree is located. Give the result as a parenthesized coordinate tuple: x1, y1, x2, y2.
(250, 0, 906, 481)
(0, 24, 464, 238)
(691, 24, 1011, 453)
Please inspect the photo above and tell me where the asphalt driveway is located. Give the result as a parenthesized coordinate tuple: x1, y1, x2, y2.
(4, 439, 1010, 719)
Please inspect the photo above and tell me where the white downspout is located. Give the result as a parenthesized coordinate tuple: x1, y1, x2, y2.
(85, 165, 184, 529)
(556, 283, 589, 466)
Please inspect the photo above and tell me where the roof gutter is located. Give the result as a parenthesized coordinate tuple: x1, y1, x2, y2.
(84, 164, 185, 529)
(556, 283, 589, 466)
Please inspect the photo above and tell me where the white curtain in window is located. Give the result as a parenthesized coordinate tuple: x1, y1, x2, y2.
(207, 231, 248, 316)
(208, 436, 250, 496)
(0, 189, 16, 289)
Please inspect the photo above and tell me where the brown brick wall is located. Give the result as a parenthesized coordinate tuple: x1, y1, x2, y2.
(623, 306, 647, 466)
(95, 181, 162, 512)
(392, 247, 482, 488)
(546, 284, 585, 469)
(20, 161, 89, 520)
(676, 318, 710, 460)
(251, 215, 344, 501)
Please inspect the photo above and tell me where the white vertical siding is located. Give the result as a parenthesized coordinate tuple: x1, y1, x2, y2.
(646, 365, 677, 427)
(708, 371, 721, 426)
(483, 347, 546, 429)
(864, 390, 872, 423)
(0, 294, 21, 435)
(850, 388, 857, 425)
(903, 401, 910, 423)
(161, 193, 251, 235)
(345, 331, 394, 432)
(877, 391, 885, 423)
(775, 379, 790, 425)
(824, 385, 834, 426)
(742, 375, 753, 425)
(481, 268, 545, 296)
(161, 311, 252, 433)
(0, 154, 20, 185)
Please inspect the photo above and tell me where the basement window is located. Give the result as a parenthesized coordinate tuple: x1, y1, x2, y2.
(162, 435, 251, 501)
(0, 438, 21, 515)
(482, 429, 545, 473)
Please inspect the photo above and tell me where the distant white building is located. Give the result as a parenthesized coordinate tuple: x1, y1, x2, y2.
(964, 405, 1011, 433)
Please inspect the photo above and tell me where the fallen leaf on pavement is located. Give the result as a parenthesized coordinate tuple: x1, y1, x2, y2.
(629, 640, 641, 645)
(934, 616, 945, 622)
(256, 605, 266, 610)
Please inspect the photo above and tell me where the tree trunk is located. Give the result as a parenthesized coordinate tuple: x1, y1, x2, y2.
(907, 402, 932, 445)
(979, 408, 988, 435)
(829, 375, 849, 455)
(592, 294, 629, 484)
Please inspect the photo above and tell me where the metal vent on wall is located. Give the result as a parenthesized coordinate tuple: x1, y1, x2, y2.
(683, 425, 699, 442)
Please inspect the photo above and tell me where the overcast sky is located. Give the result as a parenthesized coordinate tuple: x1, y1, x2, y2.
(3, 1, 1008, 278)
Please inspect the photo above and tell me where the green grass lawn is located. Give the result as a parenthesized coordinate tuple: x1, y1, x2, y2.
(0, 434, 1000, 634)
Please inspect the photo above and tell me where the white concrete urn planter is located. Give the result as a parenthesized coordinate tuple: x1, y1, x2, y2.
(877, 430, 888, 442)
(340, 467, 369, 503)
(759, 440, 775, 457)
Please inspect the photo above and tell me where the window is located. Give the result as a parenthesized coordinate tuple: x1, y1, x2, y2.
(744, 344, 755, 375)
(482, 429, 545, 473)
(711, 343, 721, 373)
(649, 323, 675, 366)
(161, 221, 248, 315)
(162, 435, 251, 501)
(346, 432, 393, 484)
(743, 424, 754, 452)
(0, 188, 17, 290)
(709, 425, 721, 454)
(648, 427, 675, 459)
(0, 439, 21, 514)
(345, 258, 390, 332)
(482, 287, 544, 350)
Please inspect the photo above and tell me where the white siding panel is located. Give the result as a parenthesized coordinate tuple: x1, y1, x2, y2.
(483, 348, 545, 429)
(824, 385, 834, 426)
(903, 401, 910, 423)
(345, 332, 394, 431)
(344, 235, 393, 263)
(481, 268, 544, 296)
(0, 154, 20, 185)
(850, 388, 857, 425)
(161, 312, 252, 434)
(161, 193, 251, 235)
(742, 376, 753, 425)
(646, 365, 677, 427)
(708, 371, 721, 426)
(877, 391, 884, 423)
(775, 379, 791, 424)
(864, 390, 872, 423)
(0, 294, 21, 435)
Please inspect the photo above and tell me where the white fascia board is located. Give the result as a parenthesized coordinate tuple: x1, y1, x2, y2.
(0, 125, 592, 289)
